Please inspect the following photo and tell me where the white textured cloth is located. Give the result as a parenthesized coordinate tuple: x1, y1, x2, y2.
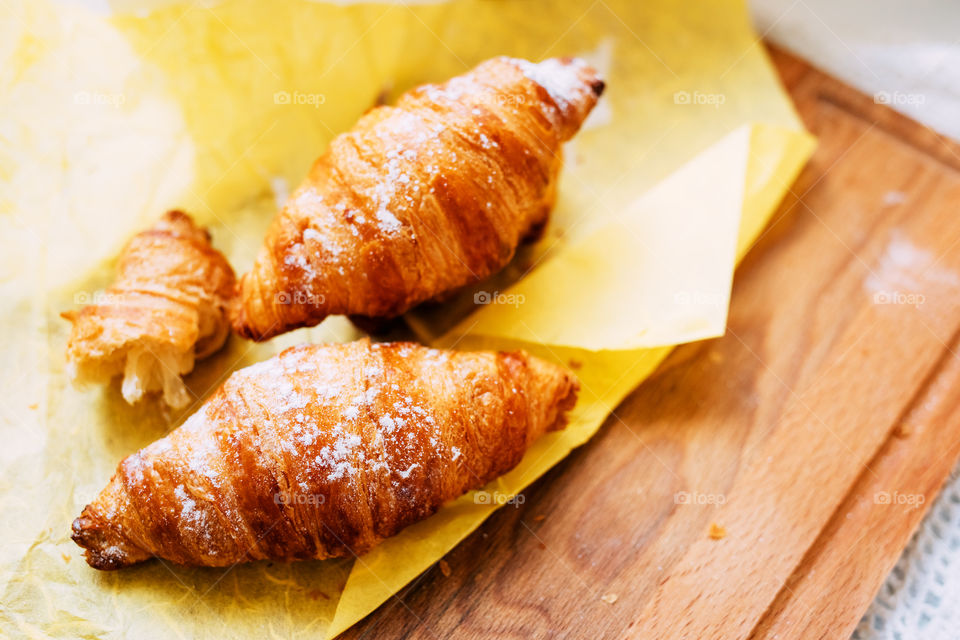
(752, 0, 960, 143)
(853, 467, 960, 639)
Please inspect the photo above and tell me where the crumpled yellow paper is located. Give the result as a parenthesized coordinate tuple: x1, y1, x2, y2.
(0, 0, 814, 637)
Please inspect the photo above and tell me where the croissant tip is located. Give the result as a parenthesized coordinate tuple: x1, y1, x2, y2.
(229, 316, 277, 343)
(70, 516, 110, 570)
(71, 512, 147, 570)
(557, 374, 580, 423)
(546, 363, 580, 432)
(162, 209, 190, 222)
(229, 288, 331, 342)
(173, 209, 214, 243)
(556, 56, 604, 96)
(226, 290, 261, 342)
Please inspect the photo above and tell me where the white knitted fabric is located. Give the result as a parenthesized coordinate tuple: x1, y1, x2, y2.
(853, 466, 960, 640)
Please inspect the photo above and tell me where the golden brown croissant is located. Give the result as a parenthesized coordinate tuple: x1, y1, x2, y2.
(72, 339, 578, 569)
(231, 56, 604, 341)
(62, 211, 236, 409)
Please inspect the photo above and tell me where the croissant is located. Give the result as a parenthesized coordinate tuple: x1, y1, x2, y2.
(62, 211, 236, 409)
(72, 339, 578, 569)
(231, 56, 604, 341)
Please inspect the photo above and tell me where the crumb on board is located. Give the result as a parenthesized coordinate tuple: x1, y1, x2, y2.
(709, 523, 727, 540)
(29, 403, 39, 410)
(567, 359, 583, 370)
(601, 593, 618, 604)
(533, 514, 546, 522)
(439, 559, 451, 577)
(61, 553, 71, 563)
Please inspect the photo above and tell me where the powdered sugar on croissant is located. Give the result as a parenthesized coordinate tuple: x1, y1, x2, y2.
(62, 211, 236, 408)
(231, 56, 604, 341)
(71, 339, 578, 569)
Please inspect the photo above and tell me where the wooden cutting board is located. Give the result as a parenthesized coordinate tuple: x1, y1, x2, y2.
(342, 46, 960, 639)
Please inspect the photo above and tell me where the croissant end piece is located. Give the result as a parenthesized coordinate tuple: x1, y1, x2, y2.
(231, 56, 605, 341)
(72, 339, 578, 569)
(62, 211, 236, 409)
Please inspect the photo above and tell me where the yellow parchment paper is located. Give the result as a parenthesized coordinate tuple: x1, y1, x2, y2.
(0, 0, 815, 637)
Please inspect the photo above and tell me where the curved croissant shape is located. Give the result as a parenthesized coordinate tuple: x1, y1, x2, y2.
(232, 56, 604, 341)
(72, 339, 578, 569)
(62, 211, 236, 408)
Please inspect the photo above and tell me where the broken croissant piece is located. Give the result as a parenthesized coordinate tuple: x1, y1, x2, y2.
(232, 56, 604, 341)
(72, 339, 578, 569)
(62, 211, 236, 409)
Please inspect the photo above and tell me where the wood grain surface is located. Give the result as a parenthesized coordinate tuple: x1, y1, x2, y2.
(342, 46, 960, 640)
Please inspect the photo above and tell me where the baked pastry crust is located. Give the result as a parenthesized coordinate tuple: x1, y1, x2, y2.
(62, 211, 236, 408)
(71, 339, 578, 569)
(231, 56, 604, 341)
